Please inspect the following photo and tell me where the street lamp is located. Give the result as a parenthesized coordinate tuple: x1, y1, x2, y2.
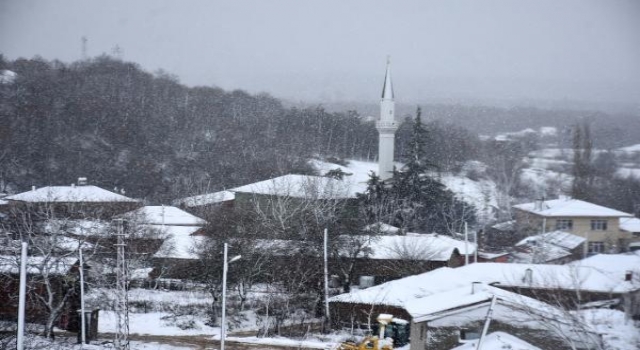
(221, 243, 241, 350)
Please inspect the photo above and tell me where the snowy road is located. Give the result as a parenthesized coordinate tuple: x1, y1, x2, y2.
(101, 333, 329, 350)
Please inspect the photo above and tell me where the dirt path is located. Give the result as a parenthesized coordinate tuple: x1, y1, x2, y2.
(99, 333, 326, 350)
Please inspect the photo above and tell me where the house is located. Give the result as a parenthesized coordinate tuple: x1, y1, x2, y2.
(0, 255, 83, 332)
(455, 262, 640, 318)
(569, 252, 640, 316)
(513, 197, 637, 254)
(408, 284, 600, 350)
(336, 233, 476, 288)
(175, 173, 361, 213)
(511, 230, 586, 264)
(329, 269, 600, 350)
(3, 179, 141, 220)
(330, 262, 640, 332)
(120, 206, 207, 280)
(620, 217, 640, 237)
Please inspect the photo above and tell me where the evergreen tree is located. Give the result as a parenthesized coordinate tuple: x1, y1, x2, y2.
(359, 107, 476, 234)
(572, 122, 594, 200)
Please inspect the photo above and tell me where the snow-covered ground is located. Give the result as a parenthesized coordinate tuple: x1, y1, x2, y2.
(578, 309, 640, 350)
(100, 311, 218, 336)
(312, 158, 500, 224)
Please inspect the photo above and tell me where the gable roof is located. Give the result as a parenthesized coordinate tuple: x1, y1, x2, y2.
(153, 234, 205, 260)
(620, 217, 640, 233)
(457, 262, 637, 294)
(516, 230, 585, 252)
(513, 198, 632, 218)
(232, 174, 355, 199)
(328, 267, 474, 308)
(341, 233, 475, 261)
(570, 253, 640, 286)
(174, 173, 356, 207)
(450, 332, 542, 350)
(123, 206, 206, 226)
(173, 190, 235, 207)
(6, 185, 138, 203)
(330, 261, 638, 310)
(0, 255, 78, 275)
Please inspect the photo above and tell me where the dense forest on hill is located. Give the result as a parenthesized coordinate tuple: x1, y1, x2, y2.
(0, 55, 483, 203)
(0, 55, 383, 202)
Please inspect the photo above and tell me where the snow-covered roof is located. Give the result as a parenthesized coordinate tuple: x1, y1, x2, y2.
(362, 222, 400, 234)
(6, 185, 138, 203)
(330, 262, 638, 309)
(153, 234, 206, 260)
(0, 255, 77, 275)
(343, 233, 475, 261)
(618, 144, 640, 153)
(328, 267, 475, 308)
(620, 217, 640, 233)
(510, 244, 572, 264)
(570, 253, 640, 286)
(457, 262, 637, 293)
(310, 159, 385, 195)
(123, 206, 206, 226)
(0, 70, 16, 84)
(477, 251, 509, 260)
(516, 230, 585, 250)
(491, 220, 515, 231)
(143, 224, 202, 237)
(41, 219, 110, 236)
(450, 332, 542, 350)
(174, 190, 235, 208)
(232, 174, 355, 199)
(513, 198, 633, 218)
(408, 284, 573, 325)
(174, 171, 359, 207)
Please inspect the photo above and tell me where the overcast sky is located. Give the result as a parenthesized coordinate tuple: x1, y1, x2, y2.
(1, 0, 639, 106)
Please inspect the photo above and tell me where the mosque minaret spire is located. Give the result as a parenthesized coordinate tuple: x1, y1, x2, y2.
(376, 57, 397, 181)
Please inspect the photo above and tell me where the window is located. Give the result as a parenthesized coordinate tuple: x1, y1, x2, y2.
(555, 219, 573, 230)
(588, 241, 605, 254)
(359, 276, 375, 288)
(459, 328, 481, 343)
(591, 219, 608, 231)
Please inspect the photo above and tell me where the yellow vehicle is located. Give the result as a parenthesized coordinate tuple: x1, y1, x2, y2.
(336, 336, 393, 350)
(336, 314, 396, 350)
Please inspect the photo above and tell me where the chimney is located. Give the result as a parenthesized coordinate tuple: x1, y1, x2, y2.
(77, 177, 88, 186)
(31, 186, 36, 191)
(524, 268, 533, 285)
(534, 198, 544, 211)
(471, 282, 483, 294)
(625, 270, 633, 282)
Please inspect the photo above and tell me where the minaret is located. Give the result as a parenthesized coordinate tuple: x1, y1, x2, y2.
(376, 58, 397, 181)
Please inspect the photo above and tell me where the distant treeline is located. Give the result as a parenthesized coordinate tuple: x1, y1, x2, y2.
(0, 55, 487, 203)
(315, 101, 640, 149)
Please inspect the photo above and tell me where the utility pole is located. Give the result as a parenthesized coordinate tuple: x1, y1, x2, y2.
(79, 248, 86, 346)
(464, 222, 469, 265)
(221, 243, 241, 350)
(114, 219, 129, 350)
(323, 228, 330, 330)
(17, 242, 28, 350)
